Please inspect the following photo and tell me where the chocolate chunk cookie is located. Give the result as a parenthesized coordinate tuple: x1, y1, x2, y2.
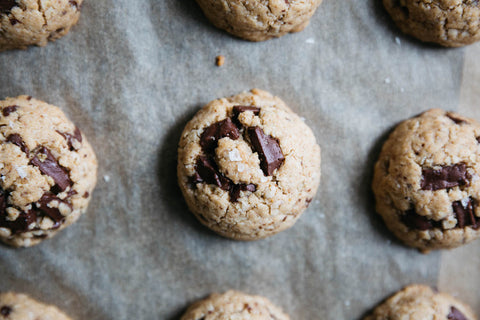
(364, 285, 477, 320)
(194, 0, 323, 41)
(0, 95, 97, 247)
(177, 89, 321, 240)
(181, 290, 290, 320)
(372, 109, 480, 252)
(0, 292, 72, 320)
(0, 0, 83, 51)
(383, 0, 480, 47)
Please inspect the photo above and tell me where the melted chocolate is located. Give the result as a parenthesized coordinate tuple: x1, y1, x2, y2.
(421, 164, 470, 191)
(30, 147, 71, 191)
(2, 105, 18, 117)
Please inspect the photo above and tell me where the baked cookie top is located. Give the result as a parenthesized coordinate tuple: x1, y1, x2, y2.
(194, 0, 323, 41)
(364, 284, 477, 320)
(373, 109, 480, 251)
(0, 95, 97, 247)
(0, 292, 72, 320)
(383, 0, 480, 47)
(0, 0, 83, 51)
(177, 89, 321, 240)
(181, 290, 290, 320)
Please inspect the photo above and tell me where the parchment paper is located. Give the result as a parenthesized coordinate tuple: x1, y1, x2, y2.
(0, 0, 478, 319)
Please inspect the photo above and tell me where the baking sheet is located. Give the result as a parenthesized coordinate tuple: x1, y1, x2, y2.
(0, 0, 478, 319)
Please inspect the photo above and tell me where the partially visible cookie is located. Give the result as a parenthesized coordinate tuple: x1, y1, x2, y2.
(0, 0, 83, 51)
(364, 284, 477, 320)
(0, 95, 97, 247)
(194, 0, 323, 41)
(181, 290, 290, 320)
(383, 0, 480, 47)
(372, 109, 480, 252)
(0, 292, 72, 320)
(177, 89, 321, 240)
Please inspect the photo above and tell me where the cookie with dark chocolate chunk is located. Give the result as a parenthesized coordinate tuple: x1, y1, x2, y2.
(0, 0, 83, 51)
(177, 89, 321, 240)
(364, 285, 477, 320)
(372, 109, 480, 252)
(0, 95, 97, 247)
(0, 292, 73, 320)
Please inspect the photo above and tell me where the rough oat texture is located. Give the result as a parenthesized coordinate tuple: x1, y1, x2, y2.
(364, 284, 477, 320)
(0, 292, 72, 320)
(372, 109, 480, 252)
(0, 0, 83, 51)
(177, 89, 321, 240)
(194, 0, 323, 41)
(181, 290, 290, 320)
(383, 0, 480, 47)
(0, 95, 97, 247)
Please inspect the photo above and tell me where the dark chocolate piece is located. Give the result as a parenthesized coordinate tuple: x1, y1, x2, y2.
(36, 193, 70, 223)
(446, 113, 467, 125)
(452, 198, 479, 229)
(0, 188, 37, 234)
(230, 183, 256, 202)
(195, 156, 230, 191)
(421, 164, 470, 191)
(200, 118, 240, 154)
(0, 306, 11, 316)
(448, 306, 468, 320)
(247, 126, 284, 176)
(30, 147, 71, 191)
(401, 209, 441, 231)
(0, 0, 16, 13)
(477, 136, 480, 144)
(6, 134, 29, 155)
(56, 127, 82, 151)
(232, 106, 260, 121)
(2, 105, 18, 117)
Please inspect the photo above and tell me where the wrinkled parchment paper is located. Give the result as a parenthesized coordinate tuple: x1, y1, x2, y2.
(0, 1, 479, 319)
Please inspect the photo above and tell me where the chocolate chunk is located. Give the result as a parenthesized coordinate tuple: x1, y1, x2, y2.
(200, 118, 240, 154)
(421, 164, 470, 191)
(0, 190, 37, 234)
(448, 306, 468, 320)
(247, 127, 285, 176)
(36, 193, 70, 223)
(69, 0, 78, 8)
(477, 136, 480, 144)
(0, 306, 11, 316)
(2, 105, 18, 117)
(401, 209, 441, 231)
(446, 113, 467, 125)
(453, 198, 479, 229)
(6, 134, 29, 155)
(232, 105, 260, 120)
(230, 183, 256, 202)
(30, 147, 71, 191)
(56, 127, 82, 151)
(195, 156, 230, 191)
(9, 17, 18, 25)
(83, 191, 89, 198)
(0, 0, 16, 13)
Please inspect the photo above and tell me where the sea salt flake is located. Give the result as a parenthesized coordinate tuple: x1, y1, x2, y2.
(305, 38, 315, 44)
(228, 149, 242, 161)
(16, 166, 28, 178)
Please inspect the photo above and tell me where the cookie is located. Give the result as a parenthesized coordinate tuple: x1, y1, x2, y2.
(0, 95, 97, 247)
(177, 89, 321, 240)
(364, 284, 477, 320)
(372, 109, 480, 252)
(0, 0, 83, 51)
(0, 292, 72, 320)
(194, 0, 323, 41)
(383, 0, 480, 47)
(181, 290, 290, 320)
